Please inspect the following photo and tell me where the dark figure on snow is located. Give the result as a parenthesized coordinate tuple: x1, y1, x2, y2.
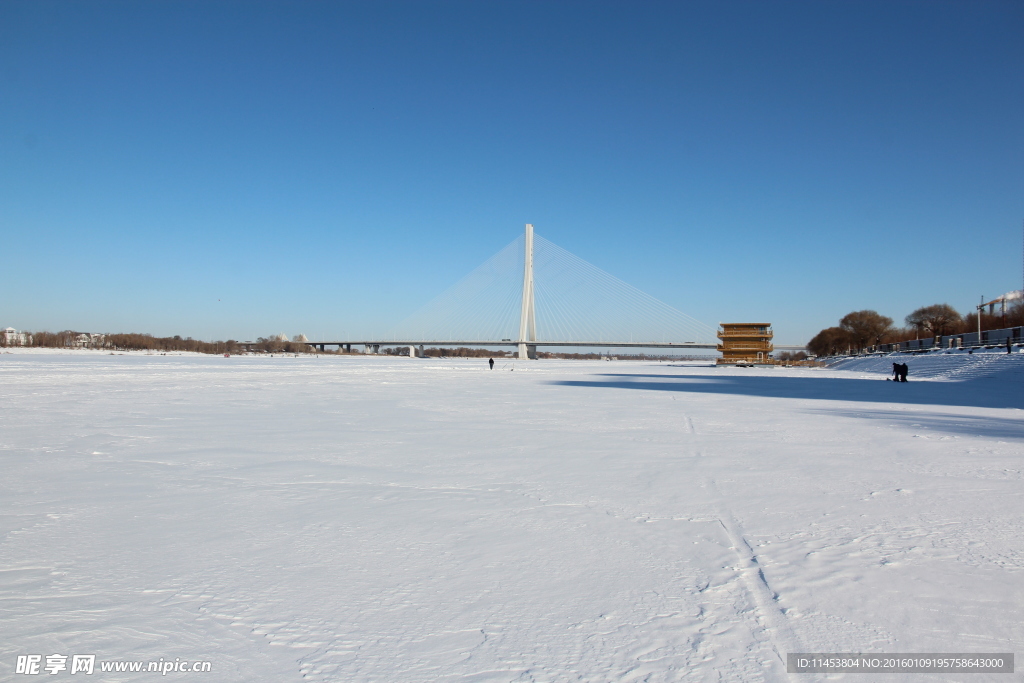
(1008, 337, 1014, 354)
(489, 358, 494, 370)
(892, 363, 900, 381)
(898, 363, 909, 382)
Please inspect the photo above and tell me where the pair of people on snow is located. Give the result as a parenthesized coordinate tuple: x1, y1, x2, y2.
(891, 362, 909, 382)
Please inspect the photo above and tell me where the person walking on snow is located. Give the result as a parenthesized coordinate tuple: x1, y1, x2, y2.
(489, 358, 494, 370)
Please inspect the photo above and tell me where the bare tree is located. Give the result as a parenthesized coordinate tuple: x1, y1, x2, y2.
(1007, 300, 1024, 328)
(807, 327, 852, 357)
(839, 310, 893, 351)
(905, 304, 962, 337)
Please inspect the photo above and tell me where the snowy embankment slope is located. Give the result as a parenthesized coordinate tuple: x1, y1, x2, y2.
(1, 354, 1022, 682)
(825, 347, 1024, 386)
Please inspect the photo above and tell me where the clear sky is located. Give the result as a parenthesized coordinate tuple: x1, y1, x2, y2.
(2, 0, 1022, 345)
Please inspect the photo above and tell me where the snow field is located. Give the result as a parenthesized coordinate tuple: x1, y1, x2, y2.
(1, 354, 1022, 682)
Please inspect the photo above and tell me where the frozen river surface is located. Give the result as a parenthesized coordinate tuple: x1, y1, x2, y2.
(2, 352, 1023, 681)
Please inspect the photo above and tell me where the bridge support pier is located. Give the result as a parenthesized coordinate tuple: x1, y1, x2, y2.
(517, 343, 537, 360)
(365, 344, 379, 354)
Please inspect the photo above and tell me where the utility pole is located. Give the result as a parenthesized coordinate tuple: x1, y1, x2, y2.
(977, 295, 983, 343)
(518, 224, 537, 359)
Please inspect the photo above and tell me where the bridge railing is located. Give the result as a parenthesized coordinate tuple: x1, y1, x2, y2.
(717, 330, 772, 339)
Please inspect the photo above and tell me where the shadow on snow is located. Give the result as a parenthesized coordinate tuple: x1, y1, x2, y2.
(548, 372, 1024, 412)
(806, 408, 1024, 441)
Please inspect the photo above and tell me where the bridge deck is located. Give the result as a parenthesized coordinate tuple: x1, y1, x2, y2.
(244, 340, 721, 349)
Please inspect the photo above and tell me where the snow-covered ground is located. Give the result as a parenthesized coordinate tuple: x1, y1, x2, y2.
(2, 353, 1022, 681)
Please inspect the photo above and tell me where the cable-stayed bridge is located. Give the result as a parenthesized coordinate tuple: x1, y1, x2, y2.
(308, 224, 720, 359)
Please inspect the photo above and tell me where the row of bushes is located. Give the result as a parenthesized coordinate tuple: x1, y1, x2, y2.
(6, 331, 315, 355)
(808, 302, 1024, 357)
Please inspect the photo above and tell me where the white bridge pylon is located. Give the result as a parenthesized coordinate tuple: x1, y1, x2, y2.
(386, 224, 718, 359)
(518, 223, 538, 359)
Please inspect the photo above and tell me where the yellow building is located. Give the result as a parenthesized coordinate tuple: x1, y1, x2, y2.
(717, 323, 773, 365)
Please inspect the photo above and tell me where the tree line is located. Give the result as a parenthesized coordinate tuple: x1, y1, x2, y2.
(807, 301, 1024, 357)
(378, 346, 513, 357)
(8, 331, 316, 354)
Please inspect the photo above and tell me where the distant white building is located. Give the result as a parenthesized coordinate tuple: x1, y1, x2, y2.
(74, 333, 107, 348)
(1, 327, 32, 346)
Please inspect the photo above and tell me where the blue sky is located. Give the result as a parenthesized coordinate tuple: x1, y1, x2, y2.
(2, 0, 1022, 345)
